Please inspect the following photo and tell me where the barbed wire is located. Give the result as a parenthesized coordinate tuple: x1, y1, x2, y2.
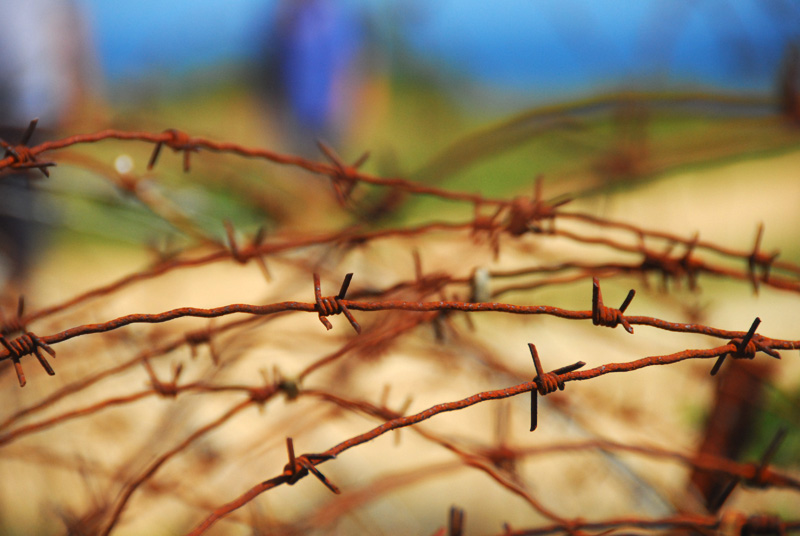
(1, 120, 798, 535)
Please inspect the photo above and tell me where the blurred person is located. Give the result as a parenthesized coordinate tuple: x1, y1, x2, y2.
(0, 0, 99, 294)
(255, 0, 376, 157)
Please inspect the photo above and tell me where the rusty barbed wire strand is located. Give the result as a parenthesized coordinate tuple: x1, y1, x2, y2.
(3, 124, 799, 281)
(1, 270, 463, 439)
(10, 361, 796, 535)
(0, 127, 508, 205)
(99, 397, 255, 536)
(19, 220, 796, 344)
(3, 274, 797, 385)
(300, 389, 570, 524)
(17, 221, 466, 326)
(289, 388, 800, 533)
(185, 336, 800, 534)
(7, 124, 798, 288)
(12, 206, 799, 337)
(0, 308, 792, 528)
(559, 211, 798, 278)
(0, 313, 270, 433)
(498, 513, 800, 535)
(3, 123, 800, 534)
(0, 118, 56, 177)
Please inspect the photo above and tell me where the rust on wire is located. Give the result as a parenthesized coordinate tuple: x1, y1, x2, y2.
(528, 343, 585, 431)
(224, 220, 271, 281)
(282, 437, 340, 494)
(147, 128, 197, 172)
(748, 223, 780, 293)
(709, 427, 788, 511)
(709, 317, 780, 376)
(142, 358, 183, 398)
(0, 332, 56, 387)
(0, 118, 56, 177)
(2, 120, 800, 535)
(313, 273, 361, 334)
(591, 277, 636, 333)
(316, 140, 369, 207)
(504, 176, 571, 236)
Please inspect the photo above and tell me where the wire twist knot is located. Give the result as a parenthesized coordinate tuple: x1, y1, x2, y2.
(317, 141, 368, 207)
(148, 128, 197, 171)
(184, 329, 211, 348)
(710, 318, 781, 376)
(591, 277, 635, 333)
(1, 119, 55, 177)
(0, 331, 56, 387)
(534, 369, 565, 396)
(471, 204, 503, 258)
(747, 223, 780, 293)
(528, 343, 585, 431)
(143, 360, 183, 397)
(313, 273, 361, 334)
(743, 514, 785, 536)
(223, 221, 271, 281)
(282, 438, 339, 494)
(504, 177, 570, 236)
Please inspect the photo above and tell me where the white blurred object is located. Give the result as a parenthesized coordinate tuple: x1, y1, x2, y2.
(0, 0, 97, 125)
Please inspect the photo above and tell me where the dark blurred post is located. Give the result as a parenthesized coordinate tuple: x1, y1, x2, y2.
(0, 0, 98, 294)
(778, 43, 800, 124)
(685, 361, 773, 514)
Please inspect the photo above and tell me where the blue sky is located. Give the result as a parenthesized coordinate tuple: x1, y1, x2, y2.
(78, 0, 800, 97)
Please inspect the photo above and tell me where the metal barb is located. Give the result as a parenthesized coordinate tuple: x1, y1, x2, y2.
(316, 140, 365, 206)
(709, 426, 788, 511)
(592, 277, 635, 333)
(19, 118, 38, 146)
(710, 317, 763, 376)
(1, 118, 54, 177)
(338, 273, 354, 299)
(529, 343, 585, 431)
(1, 332, 56, 387)
(148, 129, 196, 171)
(449, 506, 464, 536)
(283, 438, 339, 494)
(313, 273, 360, 334)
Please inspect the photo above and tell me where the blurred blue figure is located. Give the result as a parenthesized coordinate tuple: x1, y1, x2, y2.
(258, 0, 367, 156)
(0, 0, 96, 292)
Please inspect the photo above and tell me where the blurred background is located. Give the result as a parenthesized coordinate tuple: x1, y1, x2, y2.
(1, 0, 800, 256)
(1, 1, 800, 534)
(2, 0, 800, 281)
